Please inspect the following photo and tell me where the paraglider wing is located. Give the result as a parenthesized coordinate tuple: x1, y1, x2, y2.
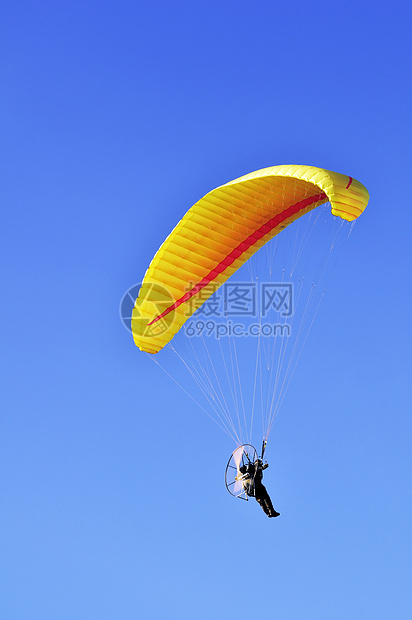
(132, 165, 369, 354)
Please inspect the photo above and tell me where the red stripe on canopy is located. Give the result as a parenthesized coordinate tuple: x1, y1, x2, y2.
(148, 192, 326, 325)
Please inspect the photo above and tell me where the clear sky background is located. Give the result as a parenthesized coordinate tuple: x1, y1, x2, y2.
(1, 1, 412, 618)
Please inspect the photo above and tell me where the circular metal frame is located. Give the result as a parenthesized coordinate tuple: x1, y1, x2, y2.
(225, 444, 258, 501)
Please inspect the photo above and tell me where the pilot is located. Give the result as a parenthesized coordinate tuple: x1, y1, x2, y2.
(239, 460, 280, 518)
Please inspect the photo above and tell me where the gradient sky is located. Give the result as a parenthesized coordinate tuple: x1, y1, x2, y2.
(2, 1, 412, 618)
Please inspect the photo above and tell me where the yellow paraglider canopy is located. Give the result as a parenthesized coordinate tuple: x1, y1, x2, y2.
(132, 164, 369, 354)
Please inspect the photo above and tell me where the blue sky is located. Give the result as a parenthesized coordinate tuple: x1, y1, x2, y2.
(1, 1, 412, 618)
